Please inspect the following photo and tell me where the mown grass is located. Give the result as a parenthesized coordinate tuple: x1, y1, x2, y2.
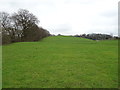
(2, 36, 118, 88)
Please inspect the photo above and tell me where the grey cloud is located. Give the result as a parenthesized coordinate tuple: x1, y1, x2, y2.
(0, 0, 118, 36)
(64, 0, 96, 4)
(0, 0, 56, 9)
(101, 10, 117, 17)
(55, 24, 72, 32)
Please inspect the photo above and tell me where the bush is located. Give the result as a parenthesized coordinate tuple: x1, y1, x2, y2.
(2, 34, 11, 45)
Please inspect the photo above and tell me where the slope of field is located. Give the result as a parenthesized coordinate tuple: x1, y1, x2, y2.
(2, 36, 118, 88)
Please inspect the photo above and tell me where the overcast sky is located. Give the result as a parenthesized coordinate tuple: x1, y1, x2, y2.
(0, 0, 119, 36)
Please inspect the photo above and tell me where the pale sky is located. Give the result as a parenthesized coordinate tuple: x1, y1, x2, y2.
(0, 0, 119, 36)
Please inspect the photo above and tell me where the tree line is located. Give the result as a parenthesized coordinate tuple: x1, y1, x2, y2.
(74, 33, 119, 40)
(0, 9, 50, 45)
(56, 33, 119, 40)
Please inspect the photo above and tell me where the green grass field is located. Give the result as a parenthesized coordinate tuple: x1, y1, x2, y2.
(2, 36, 118, 88)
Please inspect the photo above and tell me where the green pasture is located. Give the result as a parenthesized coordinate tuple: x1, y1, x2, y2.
(2, 36, 118, 88)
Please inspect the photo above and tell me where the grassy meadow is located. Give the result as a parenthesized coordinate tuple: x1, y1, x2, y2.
(2, 36, 118, 88)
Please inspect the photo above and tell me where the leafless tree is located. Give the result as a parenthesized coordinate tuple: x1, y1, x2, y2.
(11, 9, 39, 40)
(0, 12, 12, 44)
(0, 12, 11, 35)
(0, 9, 50, 44)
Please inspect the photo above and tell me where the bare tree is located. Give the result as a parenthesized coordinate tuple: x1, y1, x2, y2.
(0, 12, 11, 35)
(0, 9, 50, 44)
(0, 12, 12, 44)
(11, 9, 39, 40)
